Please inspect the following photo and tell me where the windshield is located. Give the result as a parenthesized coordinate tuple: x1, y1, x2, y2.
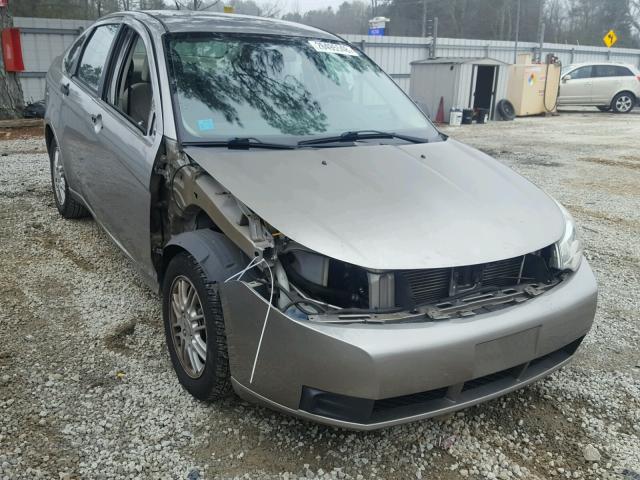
(166, 33, 439, 145)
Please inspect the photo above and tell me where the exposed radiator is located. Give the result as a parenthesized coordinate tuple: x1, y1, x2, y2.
(481, 256, 525, 287)
(398, 256, 526, 306)
(400, 267, 450, 305)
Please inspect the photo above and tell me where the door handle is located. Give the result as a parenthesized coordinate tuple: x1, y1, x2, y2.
(60, 83, 70, 96)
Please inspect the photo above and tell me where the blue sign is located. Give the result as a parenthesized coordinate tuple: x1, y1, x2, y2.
(368, 27, 385, 36)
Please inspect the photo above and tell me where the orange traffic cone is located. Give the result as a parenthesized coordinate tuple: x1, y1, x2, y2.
(435, 96, 445, 124)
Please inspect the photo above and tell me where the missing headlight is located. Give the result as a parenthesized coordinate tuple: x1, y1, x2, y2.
(280, 247, 368, 309)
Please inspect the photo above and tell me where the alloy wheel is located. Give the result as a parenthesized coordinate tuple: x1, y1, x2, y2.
(52, 148, 66, 205)
(615, 95, 633, 112)
(169, 275, 207, 378)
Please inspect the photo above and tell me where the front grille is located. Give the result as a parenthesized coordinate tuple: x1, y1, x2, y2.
(398, 255, 526, 307)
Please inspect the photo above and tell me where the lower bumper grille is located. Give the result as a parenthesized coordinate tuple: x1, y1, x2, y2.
(299, 336, 584, 425)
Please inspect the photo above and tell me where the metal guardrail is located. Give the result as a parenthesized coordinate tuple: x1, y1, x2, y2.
(13, 17, 94, 102)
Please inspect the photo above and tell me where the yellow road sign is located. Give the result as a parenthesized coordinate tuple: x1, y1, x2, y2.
(223, 5, 234, 13)
(603, 30, 617, 48)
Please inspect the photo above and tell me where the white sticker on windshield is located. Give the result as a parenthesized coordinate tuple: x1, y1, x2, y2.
(308, 40, 359, 56)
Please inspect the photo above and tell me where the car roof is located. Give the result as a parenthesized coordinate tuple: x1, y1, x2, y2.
(125, 10, 339, 40)
(566, 62, 635, 69)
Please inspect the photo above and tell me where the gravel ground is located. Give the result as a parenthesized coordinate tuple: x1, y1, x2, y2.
(1, 110, 639, 480)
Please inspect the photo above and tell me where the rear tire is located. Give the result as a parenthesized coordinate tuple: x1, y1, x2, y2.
(611, 92, 635, 113)
(596, 106, 610, 112)
(162, 251, 232, 401)
(49, 140, 89, 219)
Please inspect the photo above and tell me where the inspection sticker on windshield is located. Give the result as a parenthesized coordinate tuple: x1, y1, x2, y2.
(308, 40, 359, 56)
(197, 118, 215, 131)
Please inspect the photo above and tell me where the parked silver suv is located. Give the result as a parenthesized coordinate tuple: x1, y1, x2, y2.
(45, 11, 597, 430)
(558, 62, 640, 113)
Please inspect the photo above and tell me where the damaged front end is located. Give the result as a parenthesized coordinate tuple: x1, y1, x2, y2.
(269, 242, 566, 325)
(151, 137, 595, 429)
(153, 138, 572, 327)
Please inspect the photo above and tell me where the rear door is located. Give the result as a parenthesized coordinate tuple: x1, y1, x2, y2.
(558, 66, 593, 104)
(591, 65, 631, 104)
(82, 20, 164, 281)
(58, 22, 121, 203)
(49, 31, 89, 192)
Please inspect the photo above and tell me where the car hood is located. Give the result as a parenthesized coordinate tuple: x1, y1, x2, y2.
(185, 139, 565, 270)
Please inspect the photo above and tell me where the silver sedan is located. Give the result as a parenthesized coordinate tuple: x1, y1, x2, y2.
(45, 10, 597, 430)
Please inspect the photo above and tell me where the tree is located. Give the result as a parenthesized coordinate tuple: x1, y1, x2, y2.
(173, 0, 220, 9)
(282, 1, 370, 34)
(139, 0, 167, 8)
(0, 6, 24, 119)
(631, 0, 640, 37)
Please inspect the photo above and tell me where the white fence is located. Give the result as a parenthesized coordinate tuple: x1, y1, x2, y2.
(14, 17, 93, 103)
(12, 17, 640, 102)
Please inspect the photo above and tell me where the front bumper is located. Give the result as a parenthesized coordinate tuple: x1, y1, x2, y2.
(220, 259, 597, 430)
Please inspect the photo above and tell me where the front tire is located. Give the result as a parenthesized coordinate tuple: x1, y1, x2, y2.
(162, 251, 232, 401)
(49, 141, 89, 219)
(611, 92, 635, 113)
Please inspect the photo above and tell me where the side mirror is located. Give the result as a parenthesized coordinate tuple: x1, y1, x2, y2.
(562, 74, 571, 82)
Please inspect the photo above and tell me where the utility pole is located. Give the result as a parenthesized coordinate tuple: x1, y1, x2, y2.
(430, 16, 438, 58)
(537, 22, 545, 63)
(535, 0, 545, 61)
(513, 0, 521, 63)
(421, 0, 428, 37)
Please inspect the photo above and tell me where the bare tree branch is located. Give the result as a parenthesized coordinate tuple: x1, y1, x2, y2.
(630, 0, 640, 35)
(172, 0, 220, 10)
(261, 1, 283, 18)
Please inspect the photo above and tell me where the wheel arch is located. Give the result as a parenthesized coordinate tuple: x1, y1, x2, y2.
(611, 89, 637, 106)
(614, 89, 637, 98)
(160, 229, 252, 288)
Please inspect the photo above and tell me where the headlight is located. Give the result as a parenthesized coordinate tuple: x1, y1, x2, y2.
(550, 201, 583, 272)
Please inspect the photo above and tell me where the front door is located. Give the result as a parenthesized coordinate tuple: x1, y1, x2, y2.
(558, 65, 593, 105)
(473, 65, 496, 110)
(83, 21, 164, 281)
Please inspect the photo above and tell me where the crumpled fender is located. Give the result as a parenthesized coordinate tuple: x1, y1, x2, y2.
(163, 229, 252, 284)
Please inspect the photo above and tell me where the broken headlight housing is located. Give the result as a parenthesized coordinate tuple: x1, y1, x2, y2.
(550, 202, 583, 272)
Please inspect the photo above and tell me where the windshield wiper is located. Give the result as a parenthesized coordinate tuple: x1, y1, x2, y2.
(182, 137, 297, 150)
(297, 130, 429, 146)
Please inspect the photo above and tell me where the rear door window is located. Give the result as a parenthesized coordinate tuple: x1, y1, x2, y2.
(76, 24, 120, 92)
(63, 32, 87, 74)
(593, 65, 633, 77)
